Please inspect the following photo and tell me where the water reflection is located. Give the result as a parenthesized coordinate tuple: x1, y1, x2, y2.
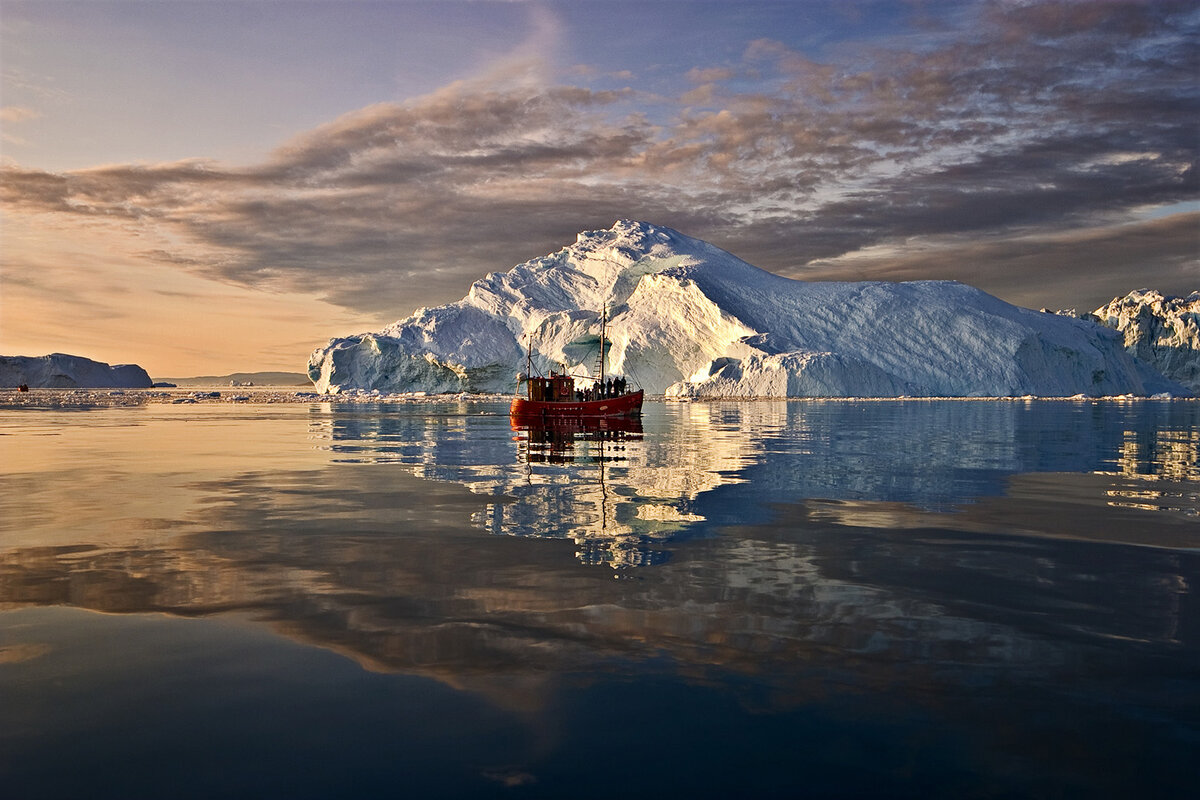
(513, 415, 644, 465)
(503, 416, 669, 567)
(310, 400, 1200, 555)
(2, 400, 1198, 796)
(1, 461, 1193, 703)
(310, 402, 769, 568)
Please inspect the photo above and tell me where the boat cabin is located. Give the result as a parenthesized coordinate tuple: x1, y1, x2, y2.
(526, 372, 575, 402)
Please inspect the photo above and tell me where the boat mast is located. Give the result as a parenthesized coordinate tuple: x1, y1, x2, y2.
(598, 306, 606, 385)
(524, 338, 533, 396)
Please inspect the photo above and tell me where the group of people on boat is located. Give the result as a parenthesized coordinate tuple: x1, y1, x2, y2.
(576, 376, 627, 402)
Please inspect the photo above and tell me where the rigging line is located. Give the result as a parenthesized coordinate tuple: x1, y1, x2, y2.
(623, 360, 647, 391)
(570, 339, 603, 383)
(522, 348, 547, 379)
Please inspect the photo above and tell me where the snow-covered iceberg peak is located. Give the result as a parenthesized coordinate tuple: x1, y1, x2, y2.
(451, 219, 763, 323)
(308, 221, 1187, 397)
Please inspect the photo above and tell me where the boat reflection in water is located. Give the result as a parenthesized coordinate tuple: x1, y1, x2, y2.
(505, 413, 676, 567)
(511, 413, 643, 464)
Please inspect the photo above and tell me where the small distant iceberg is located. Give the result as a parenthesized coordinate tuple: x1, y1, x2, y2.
(309, 220, 1189, 398)
(1, 353, 152, 388)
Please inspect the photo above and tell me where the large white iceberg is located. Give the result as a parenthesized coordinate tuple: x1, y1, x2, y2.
(308, 220, 1185, 397)
(1, 353, 152, 388)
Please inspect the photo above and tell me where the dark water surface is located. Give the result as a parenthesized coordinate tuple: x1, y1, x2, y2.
(1, 399, 1197, 799)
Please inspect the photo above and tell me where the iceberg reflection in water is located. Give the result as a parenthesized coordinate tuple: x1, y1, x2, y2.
(313, 398, 1198, 552)
(0, 398, 1197, 799)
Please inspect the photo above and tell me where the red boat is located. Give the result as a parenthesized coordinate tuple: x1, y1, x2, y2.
(510, 308, 644, 420)
(511, 374, 644, 419)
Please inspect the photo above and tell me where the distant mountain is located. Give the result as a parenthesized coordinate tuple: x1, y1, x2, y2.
(1, 353, 152, 388)
(1081, 290, 1199, 392)
(308, 220, 1186, 398)
(158, 371, 311, 387)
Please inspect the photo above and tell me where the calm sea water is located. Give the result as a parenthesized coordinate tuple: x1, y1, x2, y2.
(1, 399, 1197, 799)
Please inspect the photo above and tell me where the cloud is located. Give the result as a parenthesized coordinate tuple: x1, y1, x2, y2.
(0, 106, 41, 123)
(793, 212, 1200, 313)
(686, 66, 735, 84)
(0, 105, 43, 148)
(2, 0, 1196, 318)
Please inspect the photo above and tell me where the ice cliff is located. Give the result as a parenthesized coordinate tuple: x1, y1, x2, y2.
(308, 220, 1185, 397)
(1081, 290, 1199, 392)
(1, 353, 152, 388)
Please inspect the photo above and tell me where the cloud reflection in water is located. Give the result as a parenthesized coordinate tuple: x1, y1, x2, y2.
(1, 399, 1198, 796)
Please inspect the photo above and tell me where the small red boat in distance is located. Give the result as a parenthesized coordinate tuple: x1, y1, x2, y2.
(510, 307, 644, 420)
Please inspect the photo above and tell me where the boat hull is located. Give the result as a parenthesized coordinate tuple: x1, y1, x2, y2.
(510, 390, 644, 419)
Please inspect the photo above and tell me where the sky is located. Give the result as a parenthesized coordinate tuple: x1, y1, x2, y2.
(1, 0, 1197, 377)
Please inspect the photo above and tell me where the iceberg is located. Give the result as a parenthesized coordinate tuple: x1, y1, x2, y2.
(1, 353, 152, 389)
(1082, 289, 1199, 392)
(308, 220, 1186, 398)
